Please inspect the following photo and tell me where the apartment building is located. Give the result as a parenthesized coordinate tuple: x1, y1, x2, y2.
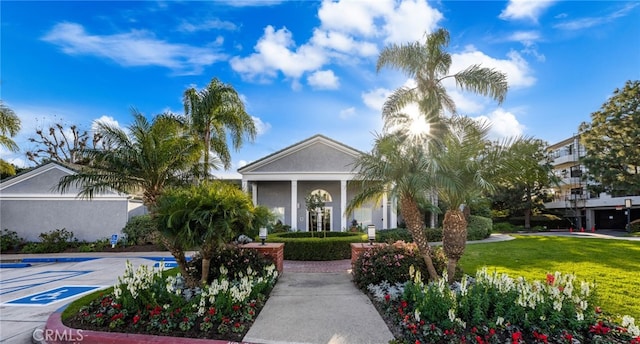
(544, 135, 639, 230)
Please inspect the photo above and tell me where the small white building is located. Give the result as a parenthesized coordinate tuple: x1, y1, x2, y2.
(0, 162, 146, 242)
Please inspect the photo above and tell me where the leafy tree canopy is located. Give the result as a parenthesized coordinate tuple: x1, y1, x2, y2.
(579, 80, 640, 196)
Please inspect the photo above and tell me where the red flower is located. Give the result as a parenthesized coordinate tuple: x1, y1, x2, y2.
(110, 312, 123, 322)
(161, 319, 168, 324)
(533, 331, 548, 343)
(384, 294, 391, 302)
(488, 328, 496, 336)
(563, 332, 573, 342)
(595, 306, 602, 313)
(208, 307, 216, 316)
(132, 315, 140, 324)
(512, 331, 522, 344)
(234, 322, 241, 328)
(475, 336, 484, 344)
(415, 341, 421, 344)
(96, 313, 103, 318)
(471, 326, 477, 333)
(401, 300, 408, 309)
(631, 336, 640, 344)
(233, 304, 241, 312)
(546, 273, 555, 285)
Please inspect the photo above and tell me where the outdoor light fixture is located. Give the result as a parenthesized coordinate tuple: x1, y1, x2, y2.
(367, 224, 376, 245)
(259, 227, 267, 245)
(625, 199, 633, 233)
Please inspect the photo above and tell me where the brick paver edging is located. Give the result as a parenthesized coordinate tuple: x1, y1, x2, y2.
(44, 306, 254, 344)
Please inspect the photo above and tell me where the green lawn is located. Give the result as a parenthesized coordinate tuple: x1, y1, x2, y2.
(458, 235, 640, 319)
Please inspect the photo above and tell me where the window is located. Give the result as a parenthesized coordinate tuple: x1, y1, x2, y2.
(271, 207, 285, 224)
(570, 165, 582, 178)
(352, 207, 372, 225)
(309, 189, 332, 202)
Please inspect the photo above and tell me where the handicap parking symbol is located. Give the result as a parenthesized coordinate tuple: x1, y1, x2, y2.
(2, 286, 104, 306)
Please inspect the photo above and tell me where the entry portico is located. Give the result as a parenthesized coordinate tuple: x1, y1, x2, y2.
(238, 134, 397, 231)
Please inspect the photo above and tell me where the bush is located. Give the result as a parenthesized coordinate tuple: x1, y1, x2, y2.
(492, 222, 515, 233)
(187, 245, 275, 284)
(267, 231, 367, 260)
(466, 215, 492, 240)
(77, 238, 111, 252)
(353, 242, 461, 289)
(630, 219, 640, 233)
(122, 214, 157, 245)
(21, 228, 77, 253)
(377, 228, 443, 243)
(1, 229, 24, 252)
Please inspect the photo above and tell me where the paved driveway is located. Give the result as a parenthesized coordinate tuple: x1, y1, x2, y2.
(0, 252, 176, 343)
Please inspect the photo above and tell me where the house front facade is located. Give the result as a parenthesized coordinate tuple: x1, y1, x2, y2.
(238, 135, 397, 232)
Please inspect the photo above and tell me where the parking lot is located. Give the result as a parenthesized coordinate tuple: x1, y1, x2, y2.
(0, 252, 176, 343)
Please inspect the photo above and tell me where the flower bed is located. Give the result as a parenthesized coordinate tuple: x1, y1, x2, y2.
(62, 258, 278, 341)
(366, 268, 640, 343)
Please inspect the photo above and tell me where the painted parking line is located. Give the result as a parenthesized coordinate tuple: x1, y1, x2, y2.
(2, 285, 105, 306)
(0, 263, 32, 268)
(0, 270, 92, 295)
(21, 257, 99, 263)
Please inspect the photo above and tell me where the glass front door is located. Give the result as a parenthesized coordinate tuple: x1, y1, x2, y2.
(309, 207, 332, 232)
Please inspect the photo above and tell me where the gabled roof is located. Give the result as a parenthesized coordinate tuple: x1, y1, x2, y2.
(238, 134, 364, 174)
(0, 161, 76, 190)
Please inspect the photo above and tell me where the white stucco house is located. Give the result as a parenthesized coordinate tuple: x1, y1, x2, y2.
(0, 162, 146, 242)
(238, 134, 398, 232)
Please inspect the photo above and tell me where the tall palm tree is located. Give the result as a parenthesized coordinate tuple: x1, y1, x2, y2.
(434, 116, 499, 282)
(0, 101, 22, 176)
(347, 133, 441, 281)
(57, 110, 202, 207)
(57, 111, 202, 276)
(183, 78, 256, 180)
(377, 28, 508, 124)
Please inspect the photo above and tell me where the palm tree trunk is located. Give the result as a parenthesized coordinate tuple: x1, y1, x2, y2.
(157, 235, 199, 287)
(200, 242, 215, 284)
(442, 209, 467, 283)
(400, 195, 439, 281)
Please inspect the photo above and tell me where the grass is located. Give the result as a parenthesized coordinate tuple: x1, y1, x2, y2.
(459, 235, 640, 319)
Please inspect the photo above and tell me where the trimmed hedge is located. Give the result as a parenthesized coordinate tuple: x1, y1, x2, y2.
(376, 215, 492, 243)
(267, 231, 367, 260)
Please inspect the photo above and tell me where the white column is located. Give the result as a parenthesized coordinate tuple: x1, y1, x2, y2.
(340, 180, 347, 232)
(390, 196, 398, 229)
(291, 180, 298, 231)
(242, 180, 248, 193)
(382, 192, 388, 229)
(251, 182, 257, 205)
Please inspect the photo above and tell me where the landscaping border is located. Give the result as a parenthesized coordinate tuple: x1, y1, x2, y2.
(44, 305, 255, 344)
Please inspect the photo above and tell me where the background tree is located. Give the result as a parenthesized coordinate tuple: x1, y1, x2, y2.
(347, 133, 440, 281)
(183, 77, 256, 180)
(26, 121, 103, 165)
(0, 101, 22, 176)
(491, 138, 557, 229)
(305, 192, 325, 237)
(579, 80, 640, 196)
(154, 181, 256, 286)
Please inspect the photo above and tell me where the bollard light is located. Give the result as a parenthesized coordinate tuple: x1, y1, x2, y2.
(259, 227, 268, 245)
(367, 224, 376, 245)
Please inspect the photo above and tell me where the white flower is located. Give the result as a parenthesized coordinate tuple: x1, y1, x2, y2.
(448, 309, 456, 323)
(414, 309, 421, 322)
(496, 316, 505, 326)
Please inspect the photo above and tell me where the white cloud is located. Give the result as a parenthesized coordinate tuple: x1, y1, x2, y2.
(339, 107, 356, 120)
(310, 29, 378, 57)
(91, 115, 120, 131)
(382, 0, 443, 44)
(499, 0, 555, 23)
(252, 116, 271, 136)
(451, 46, 536, 89)
(504, 31, 545, 62)
(317, 0, 390, 37)
(474, 108, 525, 140)
(42, 22, 226, 75)
(307, 70, 340, 90)
(362, 88, 392, 112)
(553, 3, 639, 30)
(229, 25, 327, 81)
(448, 90, 485, 114)
(178, 19, 237, 32)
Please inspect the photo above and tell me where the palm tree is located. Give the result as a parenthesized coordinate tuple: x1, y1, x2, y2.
(434, 116, 498, 283)
(377, 28, 508, 123)
(0, 101, 22, 176)
(183, 78, 256, 180)
(56, 111, 202, 275)
(347, 133, 441, 281)
(57, 110, 201, 207)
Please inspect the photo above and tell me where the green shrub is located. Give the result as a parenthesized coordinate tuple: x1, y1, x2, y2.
(77, 238, 111, 252)
(492, 222, 515, 233)
(122, 214, 157, 245)
(1, 229, 24, 252)
(377, 228, 443, 243)
(630, 219, 640, 233)
(20, 228, 77, 253)
(353, 242, 461, 289)
(466, 215, 492, 240)
(187, 245, 275, 284)
(267, 231, 367, 260)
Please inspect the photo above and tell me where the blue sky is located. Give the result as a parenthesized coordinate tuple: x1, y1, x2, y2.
(2, 0, 639, 177)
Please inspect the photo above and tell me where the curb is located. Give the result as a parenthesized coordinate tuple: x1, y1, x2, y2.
(44, 306, 254, 344)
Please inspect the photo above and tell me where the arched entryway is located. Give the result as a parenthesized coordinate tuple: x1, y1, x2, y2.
(307, 189, 332, 232)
